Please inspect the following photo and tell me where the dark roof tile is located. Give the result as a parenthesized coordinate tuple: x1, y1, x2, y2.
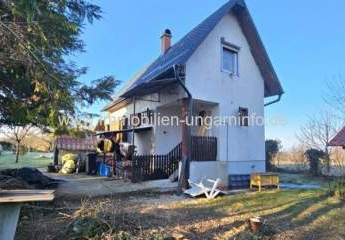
(120, 0, 283, 99)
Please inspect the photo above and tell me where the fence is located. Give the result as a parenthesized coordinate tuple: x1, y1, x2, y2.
(128, 136, 217, 182)
(130, 143, 181, 182)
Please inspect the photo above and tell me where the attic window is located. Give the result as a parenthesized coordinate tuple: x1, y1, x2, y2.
(222, 46, 238, 75)
(221, 38, 239, 75)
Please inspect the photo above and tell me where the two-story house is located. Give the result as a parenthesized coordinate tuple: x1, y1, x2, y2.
(101, 0, 283, 187)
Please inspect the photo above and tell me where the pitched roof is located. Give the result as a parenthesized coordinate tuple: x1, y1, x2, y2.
(119, 0, 283, 99)
(329, 126, 345, 147)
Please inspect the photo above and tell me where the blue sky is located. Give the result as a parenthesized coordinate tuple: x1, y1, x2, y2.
(74, 0, 345, 149)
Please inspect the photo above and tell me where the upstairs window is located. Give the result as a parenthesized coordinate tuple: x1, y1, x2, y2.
(222, 46, 238, 75)
(239, 107, 249, 127)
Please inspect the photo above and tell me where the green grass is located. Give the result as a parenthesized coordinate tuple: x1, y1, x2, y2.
(0, 151, 52, 170)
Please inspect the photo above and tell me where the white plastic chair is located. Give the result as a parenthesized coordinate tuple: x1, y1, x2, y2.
(184, 177, 222, 199)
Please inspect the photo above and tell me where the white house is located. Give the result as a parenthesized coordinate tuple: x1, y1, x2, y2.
(101, 0, 283, 187)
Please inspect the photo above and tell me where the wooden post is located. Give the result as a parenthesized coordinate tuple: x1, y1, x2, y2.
(178, 98, 192, 192)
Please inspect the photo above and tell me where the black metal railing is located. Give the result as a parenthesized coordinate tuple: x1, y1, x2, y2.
(130, 143, 181, 182)
(122, 136, 217, 182)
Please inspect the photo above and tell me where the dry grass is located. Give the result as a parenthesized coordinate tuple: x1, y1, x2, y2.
(15, 188, 345, 240)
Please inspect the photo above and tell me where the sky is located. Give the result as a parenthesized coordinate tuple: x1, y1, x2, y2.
(73, 0, 345, 149)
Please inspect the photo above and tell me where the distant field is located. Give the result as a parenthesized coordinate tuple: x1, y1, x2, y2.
(277, 162, 345, 176)
(0, 151, 52, 170)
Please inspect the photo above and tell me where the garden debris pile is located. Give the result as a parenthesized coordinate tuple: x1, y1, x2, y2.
(0, 167, 58, 189)
(65, 217, 111, 239)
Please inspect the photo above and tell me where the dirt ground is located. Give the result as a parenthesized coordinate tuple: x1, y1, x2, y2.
(15, 185, 345, 240)
(43, 171, 178, 198)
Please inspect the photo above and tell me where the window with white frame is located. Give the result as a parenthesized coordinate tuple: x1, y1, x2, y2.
(222, 46, 238, 75)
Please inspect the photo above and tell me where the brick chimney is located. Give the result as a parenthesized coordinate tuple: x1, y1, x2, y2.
(161, 29, 172, 54)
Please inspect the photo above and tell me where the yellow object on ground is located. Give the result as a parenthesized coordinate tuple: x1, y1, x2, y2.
(60, 160, 76, 174)
(60, 153, 77, 174)
(250, 172, 279, 192)
(61, 153, 77, 165)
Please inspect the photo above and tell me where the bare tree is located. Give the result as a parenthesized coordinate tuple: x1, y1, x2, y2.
(324, 74, 345, 119)
(296, 111, 340, 173)
(0, 125, 34, 163)
(22, 132, 54, 152)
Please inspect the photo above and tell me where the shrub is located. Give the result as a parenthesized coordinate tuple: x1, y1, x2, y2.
(265, 140, 281, 171)
(329, 177, 345, 201)
(304, 148, 326, 176)
(0, 141, 13, 151)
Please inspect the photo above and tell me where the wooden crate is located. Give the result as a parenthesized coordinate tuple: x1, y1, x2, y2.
(250, 172, 279, 192)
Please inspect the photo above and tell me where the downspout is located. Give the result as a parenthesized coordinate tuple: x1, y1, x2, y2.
(174, 65, 192, 98)
(264, 94, 282, 107)
(174, 64, 192, 192)
(132, 96, 136, 145)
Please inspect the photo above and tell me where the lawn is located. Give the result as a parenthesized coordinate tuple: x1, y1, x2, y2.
(0, 151, 52, 170)
(16, 186, 345, 240)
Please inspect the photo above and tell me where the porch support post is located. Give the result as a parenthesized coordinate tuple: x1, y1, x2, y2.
(179, 97, 192, 192)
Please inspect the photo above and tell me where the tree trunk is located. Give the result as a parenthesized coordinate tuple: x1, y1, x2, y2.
(325, 147, 331, 175)
(178, 98, 192, 193)
(15, 143, 20, 163)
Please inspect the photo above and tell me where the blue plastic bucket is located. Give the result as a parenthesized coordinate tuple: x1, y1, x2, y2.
(98, 163, 111, 177)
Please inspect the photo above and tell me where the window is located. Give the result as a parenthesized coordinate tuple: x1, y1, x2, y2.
(222, 46, 238, 75)
(239, 107, 249, 127)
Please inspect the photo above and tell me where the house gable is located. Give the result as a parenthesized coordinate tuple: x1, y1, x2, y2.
(185, 11, 265, 109)
(119, 0, 283, 100)
(185, 11, 267, 164)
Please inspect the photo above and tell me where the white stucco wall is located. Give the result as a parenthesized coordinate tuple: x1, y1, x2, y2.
(186, 11, 266, 175)
(134, 131, 154, 155)
(189, 161, 228, 187)
(154, 106, 182, 154)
